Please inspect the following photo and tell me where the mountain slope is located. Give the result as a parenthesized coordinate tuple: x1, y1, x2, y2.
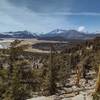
(39, 29, 100, 41)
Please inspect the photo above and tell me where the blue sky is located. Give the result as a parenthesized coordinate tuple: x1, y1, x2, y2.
(0, 0, 100, 33)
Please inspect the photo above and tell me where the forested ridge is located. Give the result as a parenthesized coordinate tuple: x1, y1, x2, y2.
(0, 37, 100, 100)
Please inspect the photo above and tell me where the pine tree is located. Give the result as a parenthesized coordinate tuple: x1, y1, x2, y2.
(2, 40, 33, 100)
(48, 46, 57, 95)
(41, 46, 57, 96)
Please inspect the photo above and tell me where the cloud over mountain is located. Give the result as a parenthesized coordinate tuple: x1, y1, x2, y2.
(78, 26, 86, 32)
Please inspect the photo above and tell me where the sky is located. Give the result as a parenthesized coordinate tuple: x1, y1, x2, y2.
(0, 0, 100, 33)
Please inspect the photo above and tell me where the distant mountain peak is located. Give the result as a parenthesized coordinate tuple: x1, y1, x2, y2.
(39, 29, 100, 41)
(47, 29, 67, 34)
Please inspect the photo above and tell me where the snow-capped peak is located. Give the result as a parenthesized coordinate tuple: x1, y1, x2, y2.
(48, 29, 67, 34)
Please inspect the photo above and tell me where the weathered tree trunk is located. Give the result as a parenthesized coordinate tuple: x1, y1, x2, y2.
(95, 65, 100, 92)
(76, 65, 81, 87)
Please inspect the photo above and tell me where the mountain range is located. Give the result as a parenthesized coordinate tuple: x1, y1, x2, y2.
(0, 29, 100, 41)
(0, 31, 37, 39)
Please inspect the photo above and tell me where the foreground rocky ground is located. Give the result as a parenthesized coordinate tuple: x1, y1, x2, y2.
(27, 71, 96, 100)
(27, 91, 93, 100)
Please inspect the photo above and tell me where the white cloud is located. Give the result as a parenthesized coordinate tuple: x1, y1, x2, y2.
(34, 12, 100, 16)
(78, 26, 85, 32)
(38, 12, 100, 16)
